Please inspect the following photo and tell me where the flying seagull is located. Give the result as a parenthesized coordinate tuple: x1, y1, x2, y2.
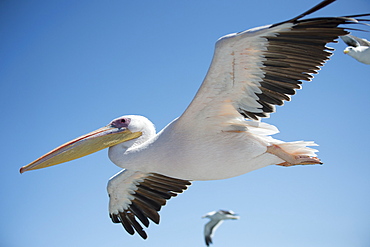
(20, 0, 370, 240)
(202, 210, 240, 246)
(341, 34, 370, 64)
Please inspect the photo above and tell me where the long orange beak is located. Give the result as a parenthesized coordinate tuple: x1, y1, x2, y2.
(20, 125, 142, 173)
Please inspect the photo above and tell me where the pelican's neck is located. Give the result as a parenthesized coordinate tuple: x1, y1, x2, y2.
(108, 117, 180, 170)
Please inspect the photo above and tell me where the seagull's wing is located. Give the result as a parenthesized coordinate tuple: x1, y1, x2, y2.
(204, 219, 223, 246)
(178, 1, 368, 126)
(348, 34, 370, 47)
(107, 169, 191, 239)
(219, 210, 240, 219)
(341, 35, 361, 47)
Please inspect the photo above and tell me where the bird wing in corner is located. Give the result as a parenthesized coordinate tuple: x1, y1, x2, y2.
(347, 34, 370, 47)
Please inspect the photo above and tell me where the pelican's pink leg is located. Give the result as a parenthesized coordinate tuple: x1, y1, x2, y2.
(266, 144, 322, 167)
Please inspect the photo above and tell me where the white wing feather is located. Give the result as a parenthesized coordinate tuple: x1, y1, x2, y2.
(179, 23, 293, 127)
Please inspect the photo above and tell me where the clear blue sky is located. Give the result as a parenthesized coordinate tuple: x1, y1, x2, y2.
(1, 0, 370, 246)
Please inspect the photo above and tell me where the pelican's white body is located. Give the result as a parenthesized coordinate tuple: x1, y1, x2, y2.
(108, 116, 315, 181)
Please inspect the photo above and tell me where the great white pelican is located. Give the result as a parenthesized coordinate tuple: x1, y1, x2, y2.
(20, 0, 370, 239)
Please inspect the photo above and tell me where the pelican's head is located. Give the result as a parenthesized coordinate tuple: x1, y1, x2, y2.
(19, 115, 151, 173)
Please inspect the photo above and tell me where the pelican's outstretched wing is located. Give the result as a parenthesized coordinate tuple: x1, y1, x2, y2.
(179, 0, 369, 125)
(107, 169, 191, 239)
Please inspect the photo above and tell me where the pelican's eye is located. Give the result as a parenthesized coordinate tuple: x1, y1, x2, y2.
(110, 117, 131, 128)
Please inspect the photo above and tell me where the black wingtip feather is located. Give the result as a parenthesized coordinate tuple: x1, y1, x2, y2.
(271, 0, 337, 27)
(241, 8, 369, 120)
(111, 173, 191, 239)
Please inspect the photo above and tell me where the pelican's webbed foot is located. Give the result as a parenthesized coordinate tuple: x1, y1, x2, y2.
(267, 144, 323, 167)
